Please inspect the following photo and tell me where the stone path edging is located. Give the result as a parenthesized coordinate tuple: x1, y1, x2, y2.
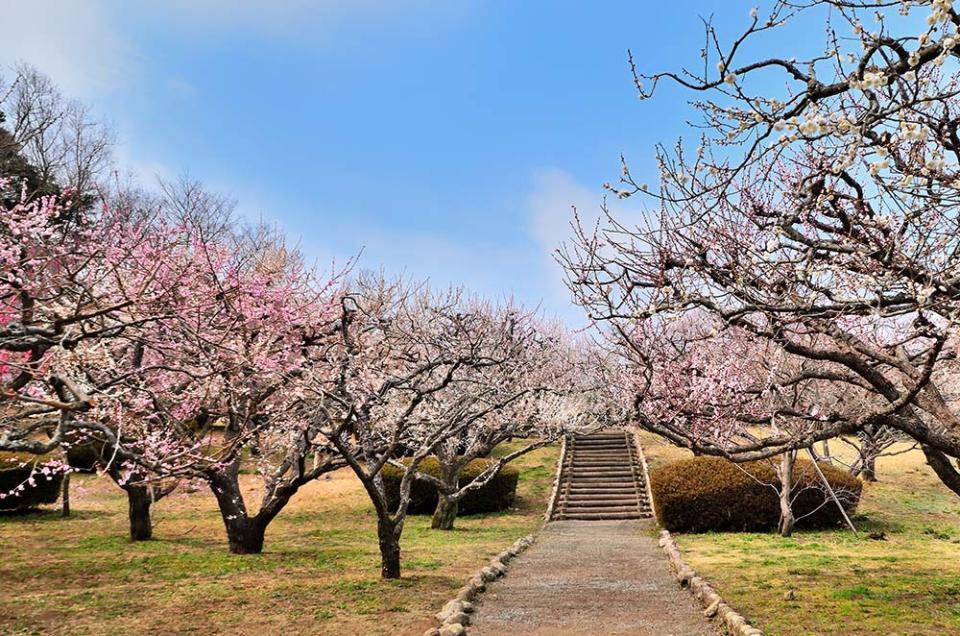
(423, 534, 535, 636)
(629, 429, 658, 521)
(543, 435, 568, 522)
(659, 530, 763, 636)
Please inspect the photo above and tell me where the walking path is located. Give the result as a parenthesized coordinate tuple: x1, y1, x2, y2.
(470, 432, 717, 635)
(469, 520, 719, 635)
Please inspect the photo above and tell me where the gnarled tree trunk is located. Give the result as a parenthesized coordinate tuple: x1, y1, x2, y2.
(923, 445, 960, 497)
(431, 492, 459, 531)
(223, 517, 267, 554)
(378, 517, 402, 579)
(126, 485, 153, 541)
(776, 452, 795, 538)
(431, 464, 461, 531)
(209, 470, 269, 554)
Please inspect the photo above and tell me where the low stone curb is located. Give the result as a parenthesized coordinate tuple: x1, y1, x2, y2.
(542, 435, 568, 522)
(628, 428, 657, 520)
(422, 534, 536, 636)
(658, 530, 763, 636)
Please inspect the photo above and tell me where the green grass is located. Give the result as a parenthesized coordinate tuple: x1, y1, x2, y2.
(644, 436, 960, 636)
(0, 442, 558, 635)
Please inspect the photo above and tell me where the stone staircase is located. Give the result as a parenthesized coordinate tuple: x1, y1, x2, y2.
(550, 430, 653, 521)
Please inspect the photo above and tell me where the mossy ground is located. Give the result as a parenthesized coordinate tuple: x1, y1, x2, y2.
(643, 434, 960, 636)
(0, 442, 558, 635)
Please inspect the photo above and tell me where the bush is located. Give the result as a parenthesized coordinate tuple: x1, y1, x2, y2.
(66, 443, 102, 473)
(0, 452, 64, 511)
(382, 457, 520, 515)
(650, 456, 862, 533)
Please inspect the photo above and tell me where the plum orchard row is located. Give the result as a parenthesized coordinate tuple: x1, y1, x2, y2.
(0, 169, 616, 579)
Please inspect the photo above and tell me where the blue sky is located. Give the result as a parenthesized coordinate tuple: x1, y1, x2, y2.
(2, 1, 805, 324)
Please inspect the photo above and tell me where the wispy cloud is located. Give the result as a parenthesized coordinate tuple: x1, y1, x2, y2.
(147, 0, 453, 38)
(525, 168, 650, 324)
(0, 0, 137, 98)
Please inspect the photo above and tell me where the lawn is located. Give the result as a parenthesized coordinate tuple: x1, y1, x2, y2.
(0, 442, 558, 635)
(642, 434, 960, 636)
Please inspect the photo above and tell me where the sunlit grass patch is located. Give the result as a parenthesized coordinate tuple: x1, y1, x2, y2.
(0, 441, 557, 635)
(644, 434, 960, 636)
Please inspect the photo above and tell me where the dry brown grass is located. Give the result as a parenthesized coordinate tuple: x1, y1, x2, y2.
(0, 443, 558, 636)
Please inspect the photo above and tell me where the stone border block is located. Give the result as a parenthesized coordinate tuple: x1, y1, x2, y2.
(658, 529, 763, 636)
(424, 534, 535, 636)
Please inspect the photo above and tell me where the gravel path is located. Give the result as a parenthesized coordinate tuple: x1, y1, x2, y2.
(468, 520, 719, 636)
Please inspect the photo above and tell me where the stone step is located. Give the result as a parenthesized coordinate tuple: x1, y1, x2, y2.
(571, 452, 630, 458)
(562, 496, 647, 503)
(573, 443, 628, 448)
(551, 431, 654, 522)
(556, 511, 647, 521)
(562, 490, 640, 498)
(570, 456, 631, 460)
(562, 490, 639, 497)
(562, 494, 641, 501)
(565, 487, 639, 494)
(572, 445, 630, 450)
(566, 463, 633, 470)
(576, 433, 627, 439)
(570, 463, 634, 470)
(562, 507, 641, 515)
(569, 464, 632, 470)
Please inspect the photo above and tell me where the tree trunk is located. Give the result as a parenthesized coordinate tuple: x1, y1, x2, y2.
(209, 471, 269, 554)
(224, 518, 266, 554)
(922, 445, 960, 497)
(820, 439, 833, 465)
(126, 485, 153, 541)
(861, 452, 878, 482)
(60, 470, 71, 518)
(431, 492, 459, 531)
(857, 427, 880, 482)
(776, 452, 795, 538)
(378, 518, 402, 579)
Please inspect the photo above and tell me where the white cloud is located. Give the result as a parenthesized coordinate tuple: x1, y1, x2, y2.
(525, 168, 650, 324)
(140, 0, 464, 41)
(0, 0, 134, 98)
(527, 168, 647, 255)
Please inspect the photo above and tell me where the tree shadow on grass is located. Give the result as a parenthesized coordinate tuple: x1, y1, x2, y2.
(0, 507, 111, 522)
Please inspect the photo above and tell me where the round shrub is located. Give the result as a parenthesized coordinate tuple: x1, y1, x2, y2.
(650, 456, 862, 533)
(0, 452, 64, 511)
(382, 457, 520, 515)
(66, 443, 102, 473)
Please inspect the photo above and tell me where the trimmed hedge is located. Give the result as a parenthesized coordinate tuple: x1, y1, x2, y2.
(383, 457, 519, 515)
(66, 443, 102, 473)
(650, 456, 862, 533)
(0, 452, 64, 511)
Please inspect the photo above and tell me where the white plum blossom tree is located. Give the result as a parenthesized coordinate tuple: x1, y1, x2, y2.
(563, 0, 960, 498)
